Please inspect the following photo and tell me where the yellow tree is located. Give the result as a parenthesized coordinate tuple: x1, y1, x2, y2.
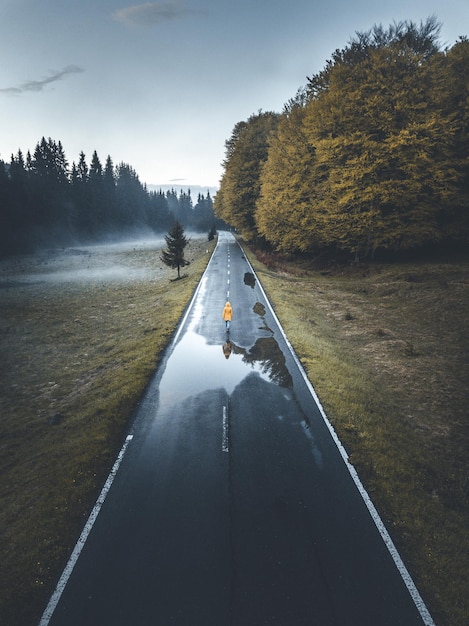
(432, 37, 469, 243)
(301, 19, 448, 257)
(256, 96, 322, 252)
(215, 111, 279, 240)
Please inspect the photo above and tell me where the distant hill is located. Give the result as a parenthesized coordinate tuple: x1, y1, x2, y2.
(147, 184, 218, 198)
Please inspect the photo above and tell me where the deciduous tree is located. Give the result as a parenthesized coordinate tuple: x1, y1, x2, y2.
(215, 111, 280, 240)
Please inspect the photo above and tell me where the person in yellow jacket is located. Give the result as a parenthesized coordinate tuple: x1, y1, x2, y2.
(222, 301, 233, 331)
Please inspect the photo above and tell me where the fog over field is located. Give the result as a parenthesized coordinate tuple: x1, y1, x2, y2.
(0, 234, 206, 288)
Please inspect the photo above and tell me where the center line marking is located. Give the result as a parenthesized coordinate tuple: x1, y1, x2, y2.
(222, 406, 229, 452)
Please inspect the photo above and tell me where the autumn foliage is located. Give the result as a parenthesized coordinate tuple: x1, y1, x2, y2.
(215, 19, 469, 259)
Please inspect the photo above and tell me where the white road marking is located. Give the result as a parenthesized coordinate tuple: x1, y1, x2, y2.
(171, 239, 219, 345)
(39, 434, 134, 626)
(241, 244, 435, 626)
(222, 406, 229, 452)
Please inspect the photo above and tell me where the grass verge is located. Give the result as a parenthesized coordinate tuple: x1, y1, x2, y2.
(0, 237, 215, 626)
(243, 244, 468, 626)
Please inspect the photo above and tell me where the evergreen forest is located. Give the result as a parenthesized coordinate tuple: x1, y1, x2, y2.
(0, 139, 217, 257)
(215, 18, 469, 259)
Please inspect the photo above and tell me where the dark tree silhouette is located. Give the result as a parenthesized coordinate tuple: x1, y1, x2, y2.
(0, 135, 219, 256)
(160, 220, 190, 279)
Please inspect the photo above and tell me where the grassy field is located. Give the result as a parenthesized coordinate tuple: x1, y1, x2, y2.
(0, 236, 215, 626)
(243, 244, 468, 626)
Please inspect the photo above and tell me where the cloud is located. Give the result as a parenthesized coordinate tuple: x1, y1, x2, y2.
(0, 87, 22, 96)
(112, 1, 206, 27)
(0, 65, 84, 96)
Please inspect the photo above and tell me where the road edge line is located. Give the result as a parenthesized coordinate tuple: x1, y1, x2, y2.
(171, 236, 220, 346)
(38, 434, 134, 626)
(39, 237, 220, 625)
(240, 242, 435, 626)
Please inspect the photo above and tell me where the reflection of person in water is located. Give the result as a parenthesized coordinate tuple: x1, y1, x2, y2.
(222, 301, 232, 331)
(222, 341, 232, 359)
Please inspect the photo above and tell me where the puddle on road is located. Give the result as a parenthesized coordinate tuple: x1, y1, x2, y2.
(243, 272, 256, 288)
(232, 336, 292, 388)
(152, 249, 323, 466)
(157, 265, 294, 406)
(156, 328, 324, 468)
(158, 330, 292, 407)
(253, 302, 265, 316)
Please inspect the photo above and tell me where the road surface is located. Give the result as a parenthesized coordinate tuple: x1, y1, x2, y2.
(41, 231, 433, 626)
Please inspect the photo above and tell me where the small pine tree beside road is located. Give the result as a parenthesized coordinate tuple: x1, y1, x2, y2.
(160, 220, 190, 279)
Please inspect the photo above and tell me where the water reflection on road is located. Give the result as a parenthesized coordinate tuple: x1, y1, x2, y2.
(230, 337, 292, 387)
(158, 330, 291, 407)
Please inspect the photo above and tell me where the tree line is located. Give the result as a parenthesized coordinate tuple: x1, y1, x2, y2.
(215, 18, 469, 259)
(0, 138, 217, 256)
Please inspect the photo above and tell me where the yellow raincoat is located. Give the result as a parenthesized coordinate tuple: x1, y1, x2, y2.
(222, 302, 233, 321)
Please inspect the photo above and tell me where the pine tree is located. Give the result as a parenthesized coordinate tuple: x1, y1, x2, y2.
(208, 223, 217, 241)
(193, 192, 215, 232)
(88, 150, 106, 232)
(29, 138, 71, 241)
(72, 151, 91, 236)
(115, 163, 148, 229)
(177, 190, 193, 227)
(160, 220, 190, 279)
(103, 155, 117, 231)
(148, 190, 171, 231)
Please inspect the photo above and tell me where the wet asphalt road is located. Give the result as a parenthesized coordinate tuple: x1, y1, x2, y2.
(43, 232, 432, 626)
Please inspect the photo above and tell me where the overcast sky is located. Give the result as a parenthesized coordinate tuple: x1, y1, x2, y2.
(0, 0, 467, 190)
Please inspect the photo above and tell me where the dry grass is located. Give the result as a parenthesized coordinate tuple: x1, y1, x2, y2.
(0, 237, 215, 626)
(244, 245, 469, 626)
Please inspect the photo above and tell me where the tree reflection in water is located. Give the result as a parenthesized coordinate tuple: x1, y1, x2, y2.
(226, 337, 293, 388)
